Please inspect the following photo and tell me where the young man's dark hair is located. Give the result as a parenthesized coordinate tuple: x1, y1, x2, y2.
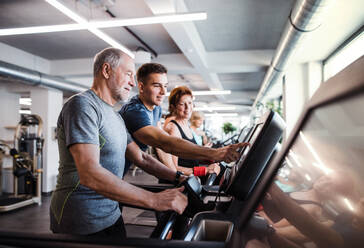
(136, 63, 167, 84)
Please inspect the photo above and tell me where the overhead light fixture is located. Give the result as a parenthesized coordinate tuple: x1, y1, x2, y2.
(92, 12, 207, 28)
(194, 106, 236, 112)
(0, 23, 82, 36)
(193, 90, 231, 96)
(0, 12, 207, 37)
(205, 113, 238, 117)
(19, 110, 31, 115)
(166, 90, 231, 96)
(19, 98, 32, 106)
(45, 0, 134, 58)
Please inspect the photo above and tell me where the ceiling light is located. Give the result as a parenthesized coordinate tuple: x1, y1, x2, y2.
(0, 12, 207, 37)
(19, 98, 32, 106)
(91, 12, 207, 28)
(193, 90, 231, 96)
(194, 106, 236, 112)
(19, 110, 31, 115)
(166, 90, 231, 96)
(45, 0, 134, 58)
(0, 23, 83, 36)
(205, 113, 238, 117)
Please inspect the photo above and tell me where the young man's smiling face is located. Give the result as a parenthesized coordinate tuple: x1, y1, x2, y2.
(139, 73, 168, 108)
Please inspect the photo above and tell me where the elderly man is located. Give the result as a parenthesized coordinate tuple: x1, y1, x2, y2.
(50, 48, 187, 239)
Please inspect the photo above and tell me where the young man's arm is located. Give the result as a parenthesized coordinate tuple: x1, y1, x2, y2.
(125, 141, 188, 182)
(133, 125, 247, 163)
(163, 122, 220, 176)
(154, 148, 178, 171)
(154, 148, 194, 175)
(69, 143, 187, 213)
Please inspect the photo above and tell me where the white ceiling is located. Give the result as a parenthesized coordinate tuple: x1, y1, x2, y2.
(0, 0, 363, 115)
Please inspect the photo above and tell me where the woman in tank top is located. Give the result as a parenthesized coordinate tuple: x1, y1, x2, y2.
(164, 86, 220, 177)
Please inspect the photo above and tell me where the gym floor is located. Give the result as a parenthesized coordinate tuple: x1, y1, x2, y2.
(0, 168, 158, 238)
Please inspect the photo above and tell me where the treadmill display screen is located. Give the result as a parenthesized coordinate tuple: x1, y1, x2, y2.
(225, 111, 285, 200)
(235, 124, 263, 169)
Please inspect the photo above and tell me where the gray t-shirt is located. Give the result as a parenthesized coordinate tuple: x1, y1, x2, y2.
(50, 89, 132, 235)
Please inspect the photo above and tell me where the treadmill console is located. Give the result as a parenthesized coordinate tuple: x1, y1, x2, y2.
(224, 110, 285, 200)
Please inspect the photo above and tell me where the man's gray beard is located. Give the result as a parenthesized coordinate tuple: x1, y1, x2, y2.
(112, 90, 123, 102)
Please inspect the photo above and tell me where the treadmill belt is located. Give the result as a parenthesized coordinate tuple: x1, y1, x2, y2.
(137, 210, 155, 218)
(0, 197, 30, 206)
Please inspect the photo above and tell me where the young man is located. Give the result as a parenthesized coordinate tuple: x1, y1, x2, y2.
(120, 63, 248, 177)
(50, 48, 187, 239)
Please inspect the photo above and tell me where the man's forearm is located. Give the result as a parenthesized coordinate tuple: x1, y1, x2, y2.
(160, 135, 218, 161)
(155, 148, 177, 171)
(134, 126, 244, 163)
(80, 163, 155, 208)
(135, 152, 176, 182)
(155, 148, 194, 175)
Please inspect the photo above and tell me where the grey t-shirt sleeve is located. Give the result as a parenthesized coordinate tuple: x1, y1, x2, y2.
(62, 96, 100, 148)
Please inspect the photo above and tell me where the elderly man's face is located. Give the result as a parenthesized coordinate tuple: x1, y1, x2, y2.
(108, 55, 136, 102)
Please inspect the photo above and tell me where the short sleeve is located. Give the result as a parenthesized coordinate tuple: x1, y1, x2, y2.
(126, 130, 133, 145)
(120, 106, 152, 134)
(61, 96, 100, 147)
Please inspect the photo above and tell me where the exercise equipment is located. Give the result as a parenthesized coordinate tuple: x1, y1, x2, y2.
(0, 114, 44, 212)
(149, 110, 285, 242)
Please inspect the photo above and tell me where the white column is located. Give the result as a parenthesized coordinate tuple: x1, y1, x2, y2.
(283, 62, 323, 138)
(307, 61, 323, 98)
(0, 88, 20, 193)
(30, 88, 63, 193)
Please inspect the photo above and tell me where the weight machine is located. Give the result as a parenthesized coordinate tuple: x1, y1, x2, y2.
(0, 114, 44, 212)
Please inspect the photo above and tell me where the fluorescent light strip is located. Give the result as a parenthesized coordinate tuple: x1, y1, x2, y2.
(19, 98, 32, 106)
(193, 90, 231, 96)
(166, 90, 231, 96)
(0, 24, 83, 36)
(0, 12, 207, 36)
(45, 0, 134, 58)
(194, 106, 236, 111)
(92, 12, 207, 28)
(205, 113, 238, 117)
(46, 0, 86, 24)
(19, 110, 31, 114)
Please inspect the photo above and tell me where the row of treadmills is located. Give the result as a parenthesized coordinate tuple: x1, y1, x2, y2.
(0, 56, 363, 248)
